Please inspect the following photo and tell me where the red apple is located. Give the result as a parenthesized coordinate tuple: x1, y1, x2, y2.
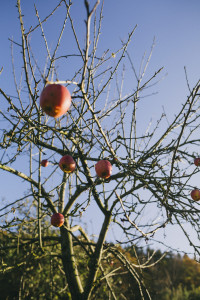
(95, 159, 112, 179)
(194, 157, 200, 166)
(40, 84, 71, 118)
(41, 159, 49, 167)
(59, 155, 76, 173)
(191, 189, 200, 201)
(51, 213, 64, 227)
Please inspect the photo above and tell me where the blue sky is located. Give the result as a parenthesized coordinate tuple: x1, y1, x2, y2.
(1, 0, 200, 119)
(1, 0, 200, 255)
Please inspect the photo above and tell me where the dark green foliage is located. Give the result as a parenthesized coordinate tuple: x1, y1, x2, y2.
(3, 229, 200, 300)
(0, 230, 68, 300)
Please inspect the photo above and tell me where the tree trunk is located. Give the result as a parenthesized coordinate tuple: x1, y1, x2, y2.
(83, 212, 112, 299)
(60, 224, 84, 300)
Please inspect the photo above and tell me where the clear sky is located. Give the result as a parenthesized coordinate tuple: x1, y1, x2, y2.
(1, 0, 200, 117)
(1, 0, 200, 255)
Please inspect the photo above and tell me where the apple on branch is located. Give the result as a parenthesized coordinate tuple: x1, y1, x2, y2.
(40, 84, 71, 118)
(95, 159, 112, 179)
(194, 157, 200, 166)
(59, 155, 76, 173)
(51, 213, 64, 227)
(41, 159, 49, 167)
(191, 189, 200, 201)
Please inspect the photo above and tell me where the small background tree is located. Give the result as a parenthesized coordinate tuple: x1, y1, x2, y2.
(1, 1, 200, 299)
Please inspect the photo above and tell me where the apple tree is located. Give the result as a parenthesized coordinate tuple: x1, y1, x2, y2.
(1, 0, 200, 299)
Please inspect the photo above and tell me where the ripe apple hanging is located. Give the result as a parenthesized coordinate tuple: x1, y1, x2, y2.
(194, 157, 200, 166)
(191, 189, 200, 201)
(95, 159, 112, 179)
(51, 213, 64, 227)
(41, 159, 49, 167)
(40, 84, 71, 118)
(59, 155, 76, 173)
